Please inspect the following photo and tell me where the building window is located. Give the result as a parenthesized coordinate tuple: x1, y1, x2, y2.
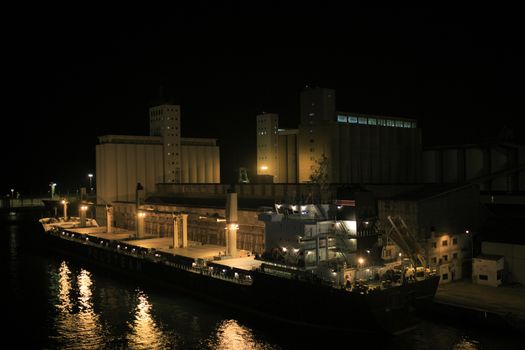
(497, 270, 503, 280)
(453, 238, 458, 245)
(368, 118, 377, 125)
(431, 242, 437, 248)
(479, 274, 488, 281)
(348, 116, 358, 124)
(358, 117, 367, 124)
(442, 273, 448, 280)
(443, 255, 448, 261)
(337, 115, 347, 123)
(453, 253, 458, 259)
(442, 240, 448, 247)
(431, 257, 437, 264)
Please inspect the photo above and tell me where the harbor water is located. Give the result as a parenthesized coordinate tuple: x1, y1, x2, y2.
(3, 210, 522, 349)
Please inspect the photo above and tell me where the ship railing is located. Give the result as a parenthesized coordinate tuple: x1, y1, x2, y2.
(50, 228, 254, 285)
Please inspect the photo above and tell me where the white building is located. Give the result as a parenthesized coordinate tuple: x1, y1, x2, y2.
(472, 254, 504, 287)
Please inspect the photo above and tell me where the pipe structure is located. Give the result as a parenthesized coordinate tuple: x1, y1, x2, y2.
(225, 190, 238, 257)
(137, 211, 145, 237)
(106, 205, 113, 233)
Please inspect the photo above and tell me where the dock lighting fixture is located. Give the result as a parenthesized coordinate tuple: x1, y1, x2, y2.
(137, 212, 146, 218)
(80, 205, 88, 211)
(358, 257, 365, 265)
(337, 205, 342, 210)
(465, 230, 469, 234)
(282, 247, 287, 252)
(398, 252, 403, 257)
(365, 250, 370, 254)
(260, 165, 268, 171)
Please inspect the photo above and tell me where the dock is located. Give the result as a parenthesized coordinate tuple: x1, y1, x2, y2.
(430, 280, 525, 331)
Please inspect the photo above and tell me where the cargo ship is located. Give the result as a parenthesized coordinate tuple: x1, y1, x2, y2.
(38, 190, 440, 335)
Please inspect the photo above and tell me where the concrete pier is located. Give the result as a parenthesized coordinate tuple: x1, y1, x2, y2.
(431, 280, 525, 330)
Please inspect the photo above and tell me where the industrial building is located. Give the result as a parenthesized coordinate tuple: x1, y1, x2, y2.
(96, 103, 220, 205)
(256, 87, 422, 184)
(423, 141, 525, 196)
(377, 184, 480, 283)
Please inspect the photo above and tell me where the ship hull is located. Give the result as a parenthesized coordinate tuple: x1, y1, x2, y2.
(38, 227, 439, 335)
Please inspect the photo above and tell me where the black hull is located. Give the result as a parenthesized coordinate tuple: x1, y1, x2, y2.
(39, 231, 439, 335)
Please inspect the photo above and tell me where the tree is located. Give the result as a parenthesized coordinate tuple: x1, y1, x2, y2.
(309, 154, 330, 202)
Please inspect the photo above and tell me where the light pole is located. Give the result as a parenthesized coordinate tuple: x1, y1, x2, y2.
(50, 182, 56, 199)
(88, 174, 93, 193)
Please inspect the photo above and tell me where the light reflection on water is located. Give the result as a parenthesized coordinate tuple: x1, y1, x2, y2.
(204, 319, 280, 350)
(51, 262, 106, 349)
(127, 290, 173, 349)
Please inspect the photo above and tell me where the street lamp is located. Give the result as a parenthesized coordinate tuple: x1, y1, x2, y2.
(50, 182, 57, 199)
(88, 174, 93, 193)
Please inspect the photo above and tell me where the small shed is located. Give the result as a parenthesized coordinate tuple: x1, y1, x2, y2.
(472, 254, 504, 287)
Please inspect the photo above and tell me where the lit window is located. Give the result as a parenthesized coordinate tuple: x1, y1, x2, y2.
(348, 116, 358, 124)
(358, 117, 367, 124)
(452, 238, 457, 245)
(368, 118, 377, 125)
(431, 242, 437, 248)
(442, 240, 448, 246)
(443, 255, 448, 261)
(403, 121, 411, 128)
(395, 120, 403, 127)
(337, 115, 347, 123)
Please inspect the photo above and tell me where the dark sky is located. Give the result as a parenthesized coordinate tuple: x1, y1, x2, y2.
(4, 4, 524, 195)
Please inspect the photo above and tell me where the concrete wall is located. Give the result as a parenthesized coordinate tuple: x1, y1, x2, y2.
(482, 242, 525, 285)
(418, 185, 480, 238)
(96, 142, 164, 204)
(180, 144, 220, 183)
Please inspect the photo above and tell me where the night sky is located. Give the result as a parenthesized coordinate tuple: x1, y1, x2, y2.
(4, 4, 524, 195)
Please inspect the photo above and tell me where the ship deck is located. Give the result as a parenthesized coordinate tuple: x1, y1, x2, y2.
(66, 227, 263, 271)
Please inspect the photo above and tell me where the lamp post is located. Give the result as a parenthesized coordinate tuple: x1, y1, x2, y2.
(88, 174, 93, 193)
(50, 182, 56, 199)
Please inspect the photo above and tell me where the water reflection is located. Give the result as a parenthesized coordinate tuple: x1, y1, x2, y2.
(453, 335, 481, 349)
(205, 319, 279, 350)
(127, 290, 171, 349)
(52, 262, 106, 349)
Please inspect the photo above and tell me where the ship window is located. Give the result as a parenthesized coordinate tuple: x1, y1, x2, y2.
(403, 121, 411, 128)
(479, 274, 488, 281)
(396, 120, 403, 127)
